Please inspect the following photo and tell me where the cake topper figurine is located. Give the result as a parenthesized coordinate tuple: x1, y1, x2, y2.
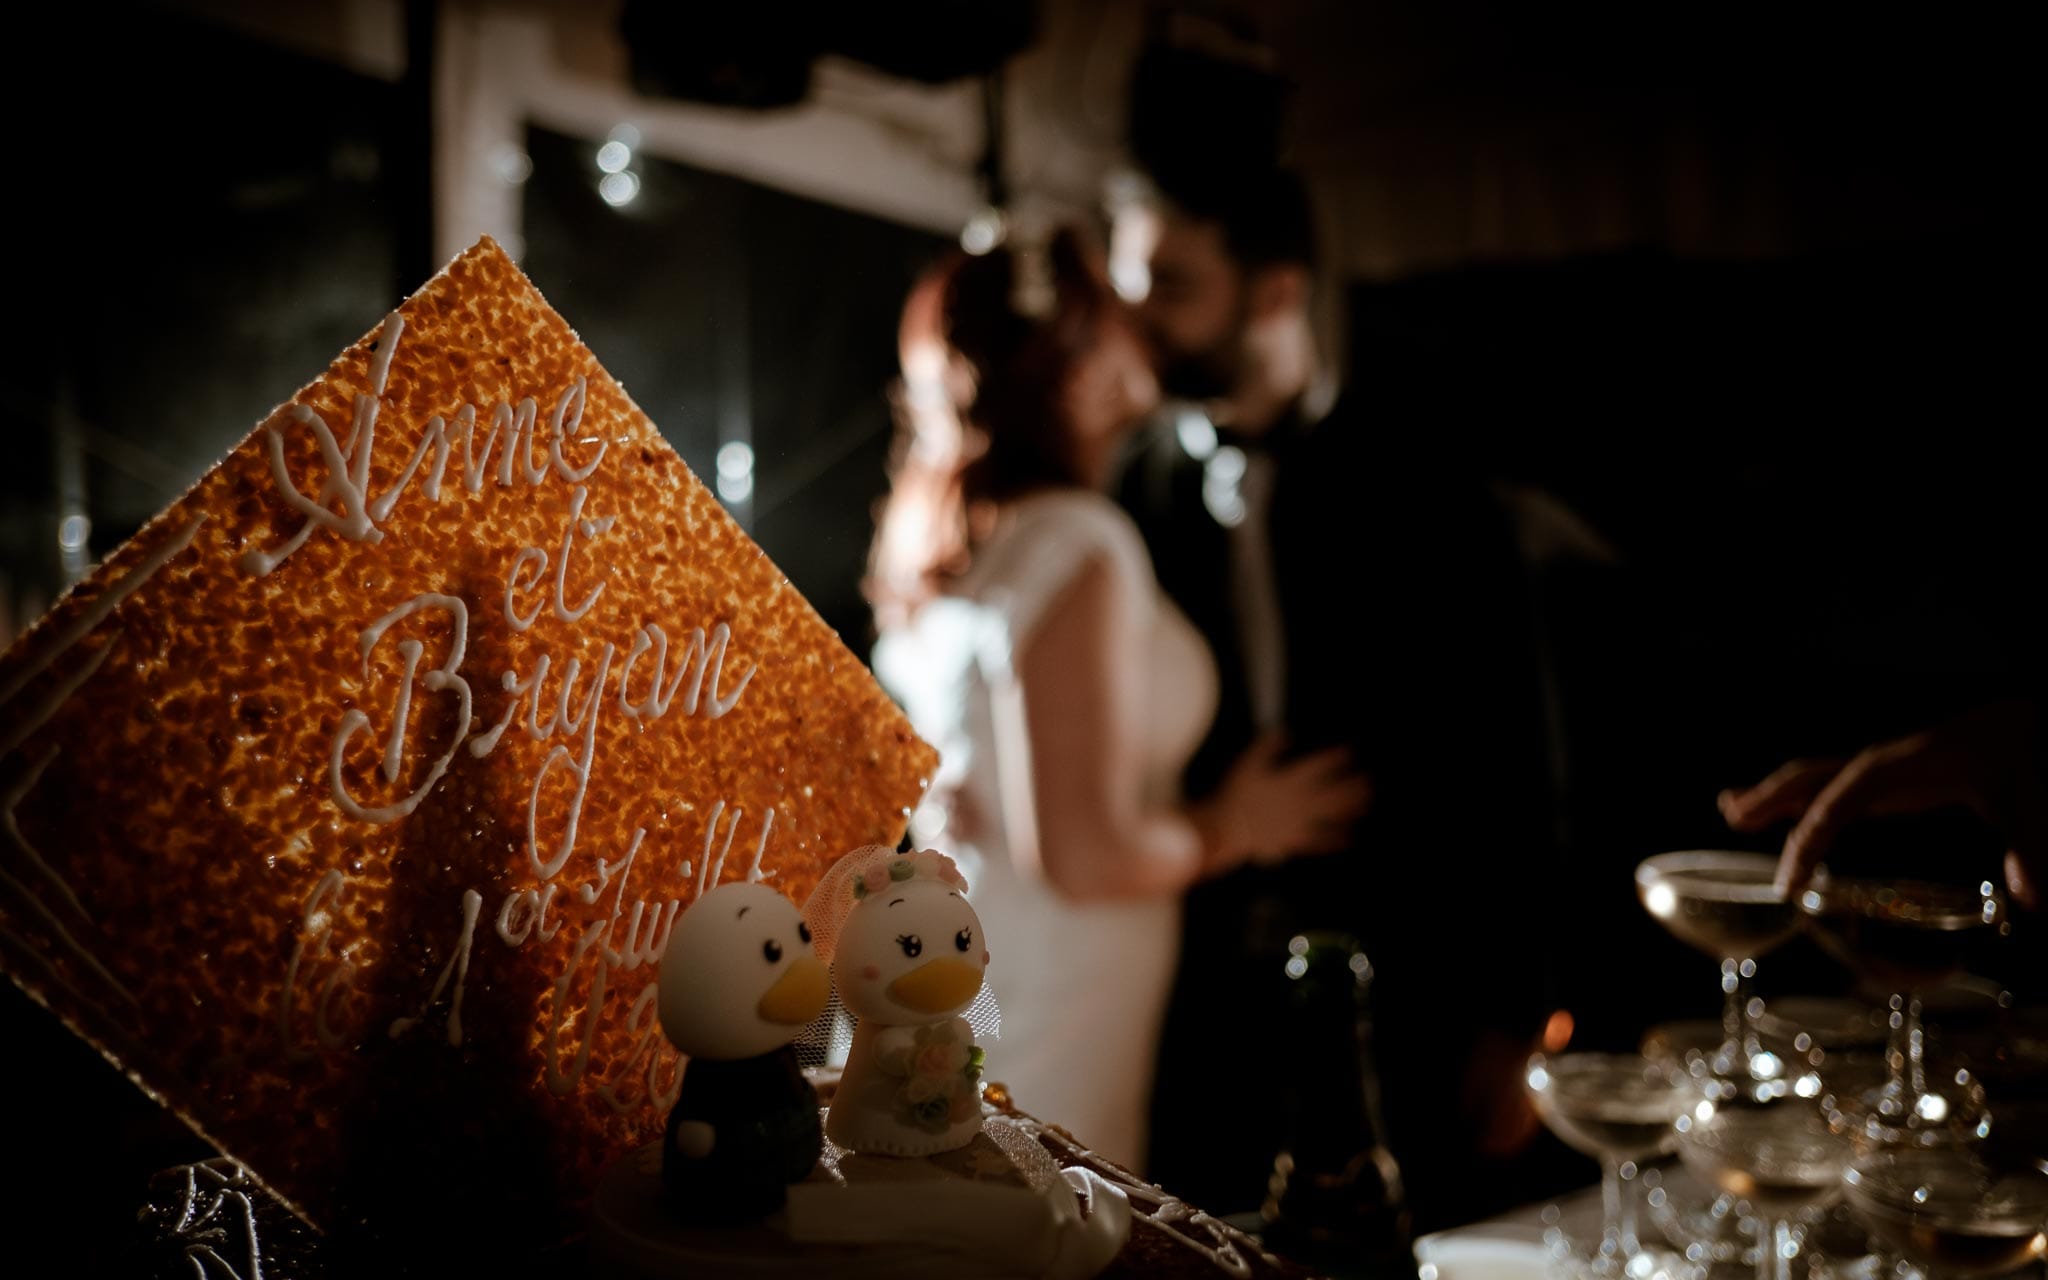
(803, 846, 992, 1156)
(656, 880, 830, 1219)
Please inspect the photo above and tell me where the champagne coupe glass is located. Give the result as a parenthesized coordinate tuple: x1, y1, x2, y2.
(1674, 1071, 1851, 1280)
(1527, 1052, 1692, 1276)
(1638, 852, 1801, 1093)
(1641, 1019, 1836, 1270)
(1798, 871, 2004, 1147)
(1822, 1051, 1991, 1280)
(1842, 1146, 2048, 1280)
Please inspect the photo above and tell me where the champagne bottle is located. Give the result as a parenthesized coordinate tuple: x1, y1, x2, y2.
(1260, 931, 1411, 1272)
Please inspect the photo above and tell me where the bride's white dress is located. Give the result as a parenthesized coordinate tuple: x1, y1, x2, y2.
(875, 490, 1217, 1171)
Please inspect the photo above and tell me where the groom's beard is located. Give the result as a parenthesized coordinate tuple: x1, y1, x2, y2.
(1154, 343, 1240, 402)
(1152, 288, 1251, 402)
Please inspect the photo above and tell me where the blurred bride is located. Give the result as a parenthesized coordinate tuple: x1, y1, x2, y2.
(868, 229, 1370, 1170)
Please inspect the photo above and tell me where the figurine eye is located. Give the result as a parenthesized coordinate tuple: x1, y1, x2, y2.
(798, 921, 812, 944)
(763, 939, 782, 964)
(896, 934, 923, 958)
(955, 927, 973, 952)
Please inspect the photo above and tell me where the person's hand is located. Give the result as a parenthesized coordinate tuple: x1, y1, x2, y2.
(1718, 702, 2044, 909)
(1196, 734, 1373, 873)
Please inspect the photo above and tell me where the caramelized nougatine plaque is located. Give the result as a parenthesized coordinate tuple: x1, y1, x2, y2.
(0, 237, 936, 1251)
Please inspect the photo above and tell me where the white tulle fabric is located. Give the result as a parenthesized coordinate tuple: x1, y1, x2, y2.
(797, 845, 1001, 1061)
(875, 490, 1216, 1171)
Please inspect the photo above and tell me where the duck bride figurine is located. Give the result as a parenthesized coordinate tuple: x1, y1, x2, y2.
(803, 846, 991, 1157)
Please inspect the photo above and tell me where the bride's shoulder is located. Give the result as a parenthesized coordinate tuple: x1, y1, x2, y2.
(971, 490, 1158, 627)
(1000, 490, 1152, 573)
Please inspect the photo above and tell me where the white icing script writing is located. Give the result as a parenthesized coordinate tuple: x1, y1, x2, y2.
(154, 1160, 267, 1280)
(0, 514, 206, 1017)
(240, 312, 604, 577)
(388, 889, 482, 1046)
(266, 326, 787, 1123)
(328, 594, 472, 823)
(278, 870, 357, 1061)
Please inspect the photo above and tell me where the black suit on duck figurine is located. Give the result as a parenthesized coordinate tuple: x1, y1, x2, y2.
(656, 880, 830, 1220)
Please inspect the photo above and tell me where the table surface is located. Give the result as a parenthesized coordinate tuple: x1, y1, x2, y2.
(1428, 1161, 2048, 1280)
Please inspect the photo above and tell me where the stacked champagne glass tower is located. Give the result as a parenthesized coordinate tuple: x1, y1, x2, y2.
(1524, 852, 2045, 1280)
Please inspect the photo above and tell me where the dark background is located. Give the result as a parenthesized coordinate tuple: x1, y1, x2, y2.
(0, 0, 2040, 1270)
(520, 123, 946, 645)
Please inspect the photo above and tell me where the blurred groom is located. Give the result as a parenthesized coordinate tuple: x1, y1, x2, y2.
(1115, 170, 1557, 1228)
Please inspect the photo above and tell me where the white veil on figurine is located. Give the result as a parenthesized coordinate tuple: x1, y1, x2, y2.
(794, 844, 1000, 1068)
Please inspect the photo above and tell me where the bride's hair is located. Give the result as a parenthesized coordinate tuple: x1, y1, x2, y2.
(866, 228, 1116, 631)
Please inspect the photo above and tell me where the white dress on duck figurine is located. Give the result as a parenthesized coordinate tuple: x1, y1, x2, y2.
(875, 490, 1217, 1172)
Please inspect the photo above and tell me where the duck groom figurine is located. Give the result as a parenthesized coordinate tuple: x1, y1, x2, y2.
(656, 880, 831, 1220)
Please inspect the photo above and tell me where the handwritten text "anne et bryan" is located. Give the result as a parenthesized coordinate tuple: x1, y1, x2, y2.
(253, 311, 770, 1108)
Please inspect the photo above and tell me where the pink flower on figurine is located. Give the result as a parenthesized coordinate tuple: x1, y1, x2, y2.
(887, 1022, 986, 1133)
(916, 1036, 969, 1077)
(852, 848, 969, 900)
(911, 849, 970, 892)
